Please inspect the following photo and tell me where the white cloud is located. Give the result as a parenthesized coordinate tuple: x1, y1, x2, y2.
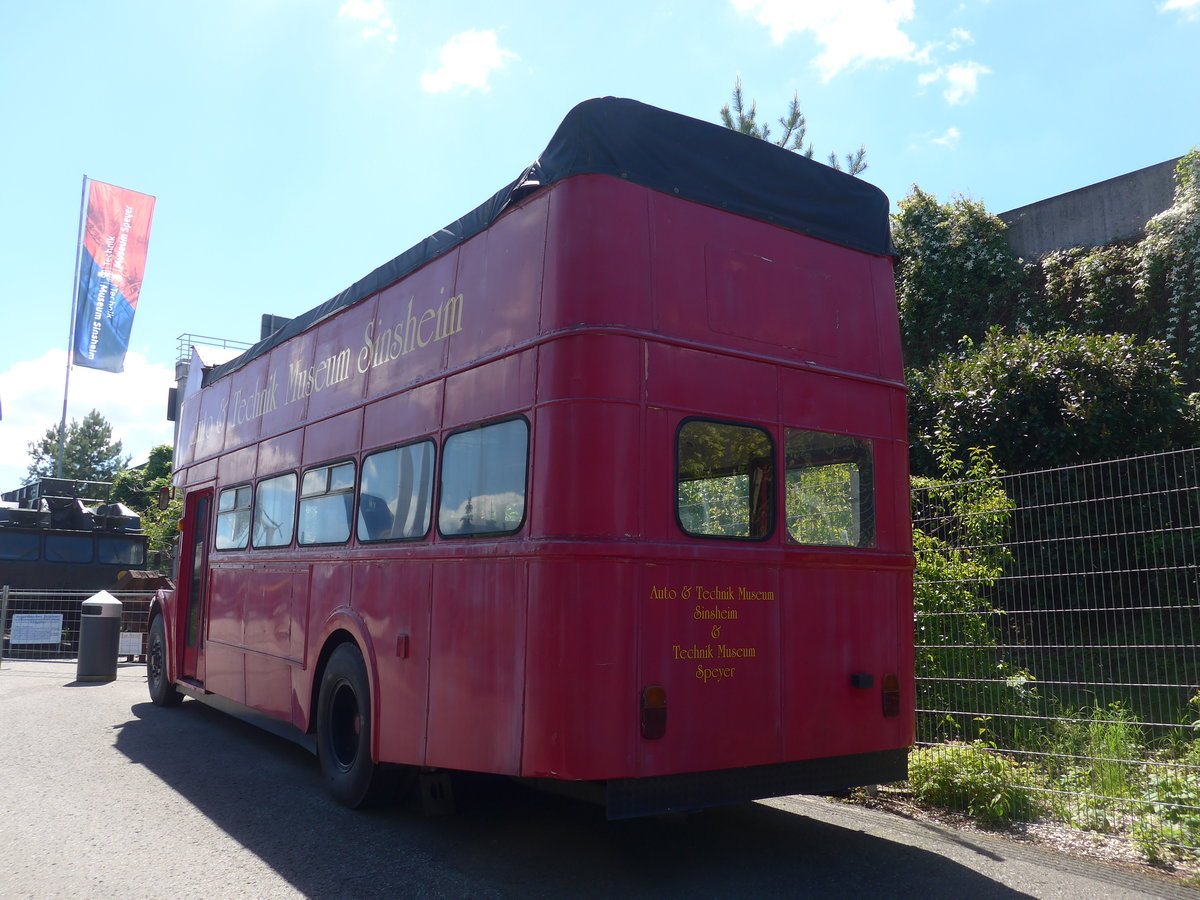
(0, 350, 175, 492)
(338, 0, 397, 44)
(932, 126, 961, 149)
(919, 60, 990, 105)
(420, 30, 517, 94)
(731, 0, 917, 80)
(1161, 0, 1200, 20)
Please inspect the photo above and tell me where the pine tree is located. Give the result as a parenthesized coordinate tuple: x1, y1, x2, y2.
(720, 76, 867, 175)
(25, 409, 130, 484)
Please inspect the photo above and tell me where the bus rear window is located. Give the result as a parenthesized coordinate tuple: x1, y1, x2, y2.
(676, 419, 773, 540)
(439, 419, 528, 537)
(785, 429, 874, 547)
(359, 441, 435, 542)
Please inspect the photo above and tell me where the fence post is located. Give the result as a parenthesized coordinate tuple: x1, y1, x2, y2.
(0, 585, 9, 670)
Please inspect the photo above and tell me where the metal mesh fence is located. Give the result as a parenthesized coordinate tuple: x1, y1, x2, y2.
(913, 448, 1200, 855)
(0, 588, 155, 665)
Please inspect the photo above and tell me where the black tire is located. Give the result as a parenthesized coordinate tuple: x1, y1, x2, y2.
(317, 643, 398, 808)
(147, 614, 183, 707)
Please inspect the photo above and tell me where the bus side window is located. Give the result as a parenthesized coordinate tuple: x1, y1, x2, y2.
(676, 419, 774, 540)
(784, 429, 875, 547)
(298, 462, 355, 545)
(215, 485, 252, 550)
(98, 536, 146, 566)
(0, 533, 40, 561)
(253, 473, 298, 548)
(358, 440, 435, 542)
(45, 534, 94, 563)
(439, 419, 529, 537)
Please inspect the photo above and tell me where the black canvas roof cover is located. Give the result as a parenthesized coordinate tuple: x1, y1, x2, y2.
(206, 96, 893, 384)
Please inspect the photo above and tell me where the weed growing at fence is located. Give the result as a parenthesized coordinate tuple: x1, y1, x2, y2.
(912, 448, 1048, 749)
(908, 742, 1040, 824)
(910, 447, 1200, 861)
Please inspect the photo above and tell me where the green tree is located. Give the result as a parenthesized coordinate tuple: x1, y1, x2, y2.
(110, 444, 174, 510)
(25, 409, 130, 484)
(111, 444, 179, 565)
(892, 187, 1034, 368)
(907, 328, 1200, 475)
(719, 76, 867, 175)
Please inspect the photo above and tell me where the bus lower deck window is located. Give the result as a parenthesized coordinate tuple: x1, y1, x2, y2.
(358, 441, 435, 542)
(253, 473, 298, 548)
(299, 462, 356, 546)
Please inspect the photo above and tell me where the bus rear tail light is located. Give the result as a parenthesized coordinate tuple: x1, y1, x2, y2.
(882, 673, 901, 718)
(640, 685, 667, 740)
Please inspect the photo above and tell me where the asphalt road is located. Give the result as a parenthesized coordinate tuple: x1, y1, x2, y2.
(1, 658, 1195, 900)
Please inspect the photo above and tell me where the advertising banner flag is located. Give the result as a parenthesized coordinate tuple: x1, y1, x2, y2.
(71, 180, 155, 373)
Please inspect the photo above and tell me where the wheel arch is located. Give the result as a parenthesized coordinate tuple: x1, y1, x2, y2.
(307, 617, 381, 757)
(148, 588, 177, 683)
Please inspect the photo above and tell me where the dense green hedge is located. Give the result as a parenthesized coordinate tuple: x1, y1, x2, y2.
(897, 150, 1200, 474)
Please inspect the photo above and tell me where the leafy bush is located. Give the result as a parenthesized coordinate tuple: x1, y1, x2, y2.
(907, 742, 1040, 824)
(1040, 243, 1144, 336)
(893, 187, 1034, 368)
(1139, 149, 1200, 386)
(907, 328, 1200, 475)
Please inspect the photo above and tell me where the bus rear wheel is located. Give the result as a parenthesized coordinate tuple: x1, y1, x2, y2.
(147, 614, 182, 707)
(317, 643, 402, 808)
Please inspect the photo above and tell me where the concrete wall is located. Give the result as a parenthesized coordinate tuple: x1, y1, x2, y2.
(998, 157, 1180, 260)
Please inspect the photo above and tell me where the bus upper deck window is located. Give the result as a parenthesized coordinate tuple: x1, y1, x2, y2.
(676, 419, 774, 540)
(439, 419, 529, 537)
(299, 462, 355, 546)
(784, 429, 875, 547)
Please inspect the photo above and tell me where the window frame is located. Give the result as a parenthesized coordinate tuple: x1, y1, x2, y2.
(437, 415, 531, 540)
(357, 438, 437, 544)
(214, 483, 253, 551)
(251, 471, 298, 549)
(782, 427, 876, 549)
(674, 416, 776, 543)
(297, 458, 357, 547)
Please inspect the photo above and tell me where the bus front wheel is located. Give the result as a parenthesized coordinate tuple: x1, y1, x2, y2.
(317, 643, 390, 808)
(147, 614, 183, 707)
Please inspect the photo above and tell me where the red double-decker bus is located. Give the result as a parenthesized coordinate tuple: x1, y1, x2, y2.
(148, 98, 913, 818)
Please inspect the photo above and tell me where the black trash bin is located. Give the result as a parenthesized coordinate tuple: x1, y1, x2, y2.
(76, 591, 122, 683)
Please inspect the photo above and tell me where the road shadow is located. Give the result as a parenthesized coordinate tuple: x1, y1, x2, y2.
(116, 700, 1035, 899)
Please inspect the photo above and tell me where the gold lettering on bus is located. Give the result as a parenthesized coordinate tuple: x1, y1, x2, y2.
(357, 292, 466, 375)
(287, 348, 352, 404)
(230, 371, 280, 426)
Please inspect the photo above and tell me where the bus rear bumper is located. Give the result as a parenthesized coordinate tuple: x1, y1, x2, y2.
(603, 748, 909, 819)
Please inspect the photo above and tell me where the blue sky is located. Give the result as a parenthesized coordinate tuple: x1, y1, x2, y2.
(0, 0, 1196, 491)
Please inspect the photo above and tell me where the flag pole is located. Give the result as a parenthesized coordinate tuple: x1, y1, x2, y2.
(57, 175, 88, 479)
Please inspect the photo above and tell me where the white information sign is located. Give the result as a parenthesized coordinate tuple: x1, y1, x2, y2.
(119, 632, 144, 656)
(10, 613, 64, 645)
